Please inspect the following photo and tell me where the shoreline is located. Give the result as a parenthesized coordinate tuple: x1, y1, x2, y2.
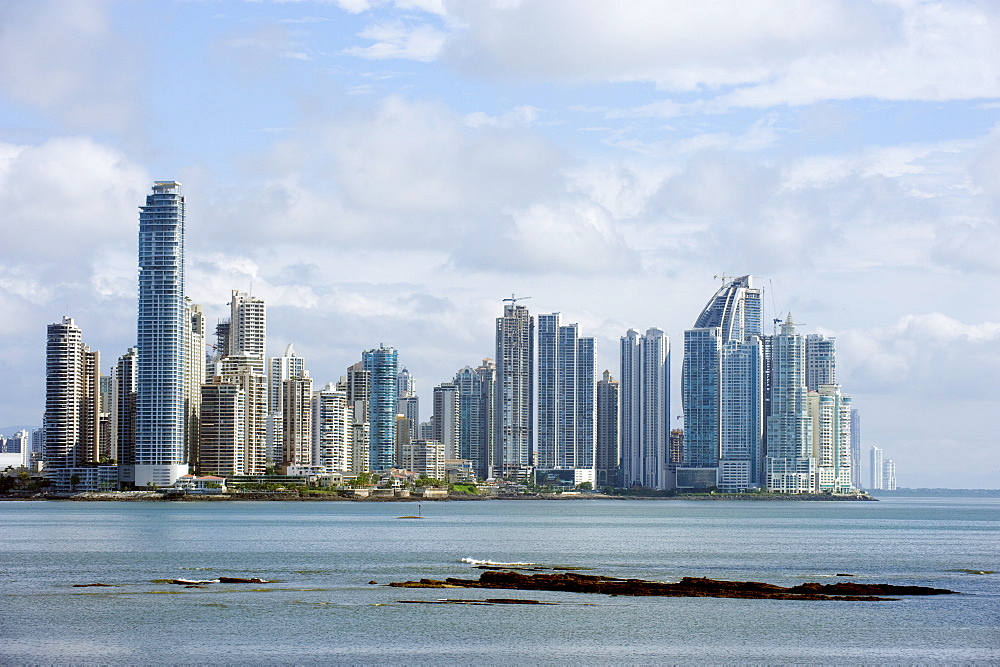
(0, 490, 877, 502)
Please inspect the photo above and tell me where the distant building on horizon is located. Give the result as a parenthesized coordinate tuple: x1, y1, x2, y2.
(869, 445, 896, 491)
(882, 458, 897, 490)
(850, 409, 862, 489)
(870, 445, 884, 490)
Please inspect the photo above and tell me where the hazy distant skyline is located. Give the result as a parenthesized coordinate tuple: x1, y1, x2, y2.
(1, 1, 998, 487)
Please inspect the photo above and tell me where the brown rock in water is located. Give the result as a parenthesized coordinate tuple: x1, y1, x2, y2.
(218, 577, 269, 584)
(72, 583, 113, 587)
(387, 570, 959, 601)
(787, 581, 958, 596)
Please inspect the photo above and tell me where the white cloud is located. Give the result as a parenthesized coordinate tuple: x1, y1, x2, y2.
(344, 21, 447, 61)
(0, 0, 142, 131)
(439, 0, 1000, 105)
(498, 200, 638, 274)
(463, 105, 539, 128)
(0, 137, 148, 262)
(837, 313, 1000, 398)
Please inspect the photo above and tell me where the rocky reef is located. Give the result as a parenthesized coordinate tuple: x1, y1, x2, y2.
(388, 570, 959, 601)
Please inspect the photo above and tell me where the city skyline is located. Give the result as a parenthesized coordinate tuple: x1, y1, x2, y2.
(1, 2, 998, 488)
(33, 255, 891, 492)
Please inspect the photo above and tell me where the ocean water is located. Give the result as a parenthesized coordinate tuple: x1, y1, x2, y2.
(1, 497, 997, 664)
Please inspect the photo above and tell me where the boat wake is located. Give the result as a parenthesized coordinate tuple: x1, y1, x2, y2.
(461, 558, 535, 567)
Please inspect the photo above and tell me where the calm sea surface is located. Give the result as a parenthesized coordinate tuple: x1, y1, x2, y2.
(1, 497, 997, 664)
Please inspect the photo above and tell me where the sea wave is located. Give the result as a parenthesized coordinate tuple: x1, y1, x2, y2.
(461, 558, 535, 566)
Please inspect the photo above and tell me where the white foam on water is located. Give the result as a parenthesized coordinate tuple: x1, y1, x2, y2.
(461, 558, 534, 567)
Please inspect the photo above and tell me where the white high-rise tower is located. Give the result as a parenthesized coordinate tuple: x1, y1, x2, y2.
(620, 328, 670, 489)
(135, 181, 188, 488)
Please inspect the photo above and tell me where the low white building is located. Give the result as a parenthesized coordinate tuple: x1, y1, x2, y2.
(173, 474, 227, 494)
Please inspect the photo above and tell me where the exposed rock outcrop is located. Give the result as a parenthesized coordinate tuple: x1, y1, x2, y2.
(388, 571, 959, 601)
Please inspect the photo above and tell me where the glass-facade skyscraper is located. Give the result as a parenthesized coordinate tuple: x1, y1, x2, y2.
(764, 313, 815, 493)
(620, 327, 670, 489)
(537, 313, 597, 476)
(362, 344, 398, 470)
(595, 370, 620, 489)
(681, 275, 763, 490)
(135, 181, 188, 488)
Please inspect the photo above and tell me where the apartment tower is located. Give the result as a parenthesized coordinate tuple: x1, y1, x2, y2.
(135, 181, 188, 488)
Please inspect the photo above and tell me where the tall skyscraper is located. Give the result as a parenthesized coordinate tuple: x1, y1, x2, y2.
(764, 314, 815, 493)
(396, 365, 419, 442)
(850, 409, 862, 489)
(341, 362, 372, 474)
(718, 335, 764, 491)
(807, 384, 852, 494)
(281, 373, 313, 471)
(135, 181, 188, 488)
(620, 328, 671, 489)
(313, 383, 353, 473)
(455, 360, 496, 480)
(682, 275, 763, 490)
(44, 317, 101, 470)
(805, 334, 836, 391)
(432, 382, 460, 460)
(537, 313, 597, 479)
(595, 370, 620, 489)
(198, 376, 247, 476)
(216, 353, 268, 475)
(397, 366, 415, 398)
(228, 290, 266, 375)
(397, 395, 420, 441)
(494, 299, 533, 479)
(362, 344, 398, 470)
(183, 299, 205, 471)
(268, 344, 306, 466)
(98, 375, 113, 463)
(882, 458, 896, 490)
(870, 445, 884, 490)
(268, 344, 306, 413)
(208, 320, 230, 373)
(113, 347, 138, 485)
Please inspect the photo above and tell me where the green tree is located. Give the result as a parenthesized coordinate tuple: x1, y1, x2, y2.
(70, 474, 81, 492)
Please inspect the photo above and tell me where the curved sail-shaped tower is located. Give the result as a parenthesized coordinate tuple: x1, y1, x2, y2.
(681, 276, 764, 491)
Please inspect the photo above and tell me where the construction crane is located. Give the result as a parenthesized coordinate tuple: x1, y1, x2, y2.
(503, 294, 532, 307)
(713, 274, 733, 285)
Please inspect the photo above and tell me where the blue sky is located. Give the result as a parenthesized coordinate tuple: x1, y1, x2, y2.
(2, 0, 999, 487)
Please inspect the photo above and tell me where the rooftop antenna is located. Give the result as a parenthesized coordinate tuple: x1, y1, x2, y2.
(713, 274, 732, 286)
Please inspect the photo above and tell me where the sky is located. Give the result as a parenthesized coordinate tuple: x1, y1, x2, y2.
(1, 0, 998, 488)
